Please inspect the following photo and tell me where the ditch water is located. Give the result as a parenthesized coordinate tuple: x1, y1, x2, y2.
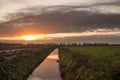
(27, 49, 62, 80)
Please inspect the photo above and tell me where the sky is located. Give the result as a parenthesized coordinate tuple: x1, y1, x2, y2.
(0, 0, 120, 43)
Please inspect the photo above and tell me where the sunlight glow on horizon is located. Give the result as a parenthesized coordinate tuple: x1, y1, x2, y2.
(22, 35, 38, 41)
(0, 29, 120, 41)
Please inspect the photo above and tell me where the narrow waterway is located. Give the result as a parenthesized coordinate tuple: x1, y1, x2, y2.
(27, 49, 62, 80)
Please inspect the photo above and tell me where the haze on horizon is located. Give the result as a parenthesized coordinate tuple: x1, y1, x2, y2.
(0, 0, 120, 44)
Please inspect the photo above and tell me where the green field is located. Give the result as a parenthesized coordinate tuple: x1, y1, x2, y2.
(0, 47, 55, 80)
(59, 46, 120, 80)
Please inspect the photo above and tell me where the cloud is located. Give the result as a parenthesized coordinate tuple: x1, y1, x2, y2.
(0, 0, 120, 22)
(0, 28, 120, 40)
(0, 0, 120, 43)
(0, 5, 120, 37)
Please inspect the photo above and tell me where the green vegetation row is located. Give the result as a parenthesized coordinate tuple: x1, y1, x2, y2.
(59, 46, 120, 80)
(0, 47, 55, 80)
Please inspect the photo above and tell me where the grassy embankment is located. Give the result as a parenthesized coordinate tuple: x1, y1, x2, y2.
(0, 47, 55, 80)
(59, 46, 120, 80)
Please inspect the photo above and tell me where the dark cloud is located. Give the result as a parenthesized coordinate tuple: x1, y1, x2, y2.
(92, 0, 120, 6)
(0, 1, 120, 37)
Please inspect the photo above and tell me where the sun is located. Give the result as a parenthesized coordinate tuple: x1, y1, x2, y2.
(23, 35, 37, 41)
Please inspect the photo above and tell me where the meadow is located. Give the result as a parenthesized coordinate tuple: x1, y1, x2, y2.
(0, 47, 55, 80)
(59, 46, 120, 80)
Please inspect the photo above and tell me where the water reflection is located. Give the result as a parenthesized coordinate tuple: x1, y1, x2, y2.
(27, 49, 62, 80)
(47, 49, 59, 59)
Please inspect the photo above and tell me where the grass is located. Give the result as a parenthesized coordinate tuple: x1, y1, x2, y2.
(59, 46, 120, 80)
(0, 47, 55, 80)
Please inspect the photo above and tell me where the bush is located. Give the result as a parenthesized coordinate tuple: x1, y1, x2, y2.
(0, 47, 55, 80)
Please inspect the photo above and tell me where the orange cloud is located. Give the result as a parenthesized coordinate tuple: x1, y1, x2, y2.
(0, 28, 119, 40)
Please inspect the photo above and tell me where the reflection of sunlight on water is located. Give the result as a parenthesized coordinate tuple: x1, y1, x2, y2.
(47, 49, 59, 60)
(47, 54, 59, 59)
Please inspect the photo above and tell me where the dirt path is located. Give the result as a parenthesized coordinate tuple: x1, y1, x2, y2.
(27, 49, 62, 80)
